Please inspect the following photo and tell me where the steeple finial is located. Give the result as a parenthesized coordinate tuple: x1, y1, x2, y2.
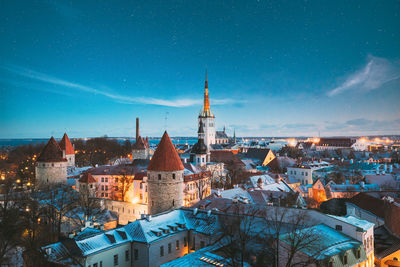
(201, 68, 212, 117)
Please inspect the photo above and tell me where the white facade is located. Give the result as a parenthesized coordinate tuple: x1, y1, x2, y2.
(198, 116, 215, 151)
(287, 167, 313, 185)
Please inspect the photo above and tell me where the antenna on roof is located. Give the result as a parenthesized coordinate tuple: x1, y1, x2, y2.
(164, 112, 169, 131)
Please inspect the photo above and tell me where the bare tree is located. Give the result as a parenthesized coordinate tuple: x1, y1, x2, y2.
(112, 169, 134, 201)
(215, 204, 269, 267)
(0, 178, 25, 265)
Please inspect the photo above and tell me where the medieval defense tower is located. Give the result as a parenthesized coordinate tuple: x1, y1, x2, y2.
(35, 137, 68, 188)
(198, 71, 216, 151)
(147, 131, 184, 215)
(59, 133, 75, 167)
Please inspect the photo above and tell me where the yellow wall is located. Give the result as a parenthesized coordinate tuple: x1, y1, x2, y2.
(376, 249, 400, 267)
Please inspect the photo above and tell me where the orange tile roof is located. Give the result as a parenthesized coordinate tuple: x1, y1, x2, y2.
(37, 137, 67, 162)
(79, 172, 96, 183)
(59, 133, 75, 155)
(147, 131, 184, 171)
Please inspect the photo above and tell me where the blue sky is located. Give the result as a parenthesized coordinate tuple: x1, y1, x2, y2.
(1, 0, 399, 138)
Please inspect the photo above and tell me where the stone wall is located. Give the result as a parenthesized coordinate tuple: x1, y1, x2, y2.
(35, 161, 68, 188)
(147, 170, 184, 215)
(65, 154, 75, 167)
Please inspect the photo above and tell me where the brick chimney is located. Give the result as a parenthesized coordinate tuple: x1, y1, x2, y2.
(136, 117, 139, 142)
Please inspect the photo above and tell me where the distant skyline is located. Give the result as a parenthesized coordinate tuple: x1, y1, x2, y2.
(1, 1, 400, 138)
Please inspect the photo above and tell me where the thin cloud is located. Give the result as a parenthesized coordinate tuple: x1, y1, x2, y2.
(1, 65, 239, 108)
(328, 56, 400, 97)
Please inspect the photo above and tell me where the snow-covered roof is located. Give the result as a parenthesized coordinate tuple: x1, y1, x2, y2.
(279, 224, 362, 260)
(326, 215, 374, 231)
(247, 174, 293, 192)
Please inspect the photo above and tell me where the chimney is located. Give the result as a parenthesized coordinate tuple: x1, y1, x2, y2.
(136, 117, 140, 141)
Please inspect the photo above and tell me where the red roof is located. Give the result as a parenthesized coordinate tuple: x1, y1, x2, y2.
(79, 172, 96, 183)
(210, 150, 245, 168)
(37, 137, 67, 162)
(132, 136, 146, 150)
(147, 131, 184, 171)
(59, 133, 75, 155)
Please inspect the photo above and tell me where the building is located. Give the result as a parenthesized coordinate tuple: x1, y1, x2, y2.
(35, 136, 68, 188)
(316, 137, 357, 151)
(279, 224, 368, 266)
(198, 71, 216, 151)
(132, 117, 150, 160)
(190, 122, 210, 166)
(215, 126, 229, 144)
(43, 206, 376, 267)
(287, 160, 331, 185)
(59, 133, 75, 167)
(147, 131, 185, 215)
(244, 148, 276, 166)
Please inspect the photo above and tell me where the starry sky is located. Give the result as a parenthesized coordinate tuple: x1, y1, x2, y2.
(1, 0, 400, 138)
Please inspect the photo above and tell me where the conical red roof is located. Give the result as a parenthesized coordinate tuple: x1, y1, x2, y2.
(148, 131, 184, 171)
(37, 137, 67, 162)
(79, 172, 96, 183)
(59, 133, 74, 155)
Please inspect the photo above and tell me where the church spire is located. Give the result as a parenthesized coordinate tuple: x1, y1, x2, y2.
(201, 69, 213, 117)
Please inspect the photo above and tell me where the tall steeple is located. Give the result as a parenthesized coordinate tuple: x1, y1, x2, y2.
(201, 69, 213, 117)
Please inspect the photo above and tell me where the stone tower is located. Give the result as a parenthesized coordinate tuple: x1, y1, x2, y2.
(35, 137, 68, 188)
(147, 131, 184, 215)
(198, 70, 216, 151)
(190, 122, 209, 166)
(59, 133, 75, 167)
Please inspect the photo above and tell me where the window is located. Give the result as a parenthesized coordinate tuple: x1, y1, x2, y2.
(305, 172, 308, 176)
(101, 177, 104, 182)
(160, 246, 164, 257)
(114, 186, 118, 191)
(356, 249, 361, 259)
(100, 261, 102, 267)
(184, 237, 187, 247)
(115, 178, 118, 183)
(301, 172, 304, 176)
(113, 254, 118, 266)
(158, 174, 162, 180)
(145, 185, 147, 192)
(172, 199, 175, 206)
(328, 260, 333, 267)
(343, 254, 347, 264)
(140, 194, 143, 200)
(176, 240, 180, 250)
(105, 178, 108, 182)
(105, 193, 108, 197)
(101, 185, 104, 190)
(134, 249, 138, 260)
(335, 225, 342, 231)
(168, 243, 172, 253)
(105, 185, 108, 191)
(200, 241, 205, 248)
(173, 173, 176, 179)
(93, 264, 98, 267)
(101, 193, 104, 197)
(125, 250, 129, 261)
(140, 183, 143, 189)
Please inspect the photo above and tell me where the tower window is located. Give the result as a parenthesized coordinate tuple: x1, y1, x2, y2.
(158, 174, 161, 180)
(172, 199, 175, 206)
(172, 173, 176, 179)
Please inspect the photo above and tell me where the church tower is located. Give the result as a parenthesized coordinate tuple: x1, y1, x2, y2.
(190, 122, 209, 166)
(198, 70, 216, 151)
(147, 131, 184, 215)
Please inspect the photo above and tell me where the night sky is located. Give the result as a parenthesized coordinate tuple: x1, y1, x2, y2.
(1, 1, 399, 138)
